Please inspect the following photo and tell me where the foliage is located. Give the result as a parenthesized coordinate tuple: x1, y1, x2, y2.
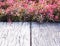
(0, 0, 60, 22)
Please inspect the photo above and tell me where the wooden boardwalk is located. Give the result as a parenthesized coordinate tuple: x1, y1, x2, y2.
(0, 22, 60, 46)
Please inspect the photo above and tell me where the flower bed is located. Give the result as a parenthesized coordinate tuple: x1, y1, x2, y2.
(0, 0, 60, 23)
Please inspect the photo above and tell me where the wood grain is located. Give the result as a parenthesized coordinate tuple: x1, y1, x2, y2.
(0, 22, 30, 46)
(0, 22, 60, 46)
(32, 22, 60, 46)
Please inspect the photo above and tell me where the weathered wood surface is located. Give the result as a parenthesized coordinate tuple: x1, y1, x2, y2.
(0, 22, 60, 46)
(0, 22, 30, 46)
(32, 22, 60, 46)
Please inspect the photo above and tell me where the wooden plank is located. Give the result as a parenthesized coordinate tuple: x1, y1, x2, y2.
(0, 22, 60, 46)
(0, 22, 30, 46)
(32, 23, 60, 46)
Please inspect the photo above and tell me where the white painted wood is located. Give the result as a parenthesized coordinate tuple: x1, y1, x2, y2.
(32, 22, 60, 46)
(0, 22, 30, 46)
(0, 22, 60, 46)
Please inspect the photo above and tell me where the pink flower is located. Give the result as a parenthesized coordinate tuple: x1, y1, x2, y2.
(5, 6, 13, 14)
(55, 16, 59, 20)
(0, 2, 5, 7)
(39, 9, 44, 13)
(5, 8, 10, 14)
(7, 0, 14, 3)
(49, 9, 53, 14)
(45, 4, 52, 10)
(52, 4, 57, 9)
(25, 0, 29, 2)
(28, 7, 35, 13)
(7, 0, 14, 5)
(49, 14, 54, 18)
(39, 0, 45, 4)
(0, 2, 2, 7)
(23, 3, 28, 9)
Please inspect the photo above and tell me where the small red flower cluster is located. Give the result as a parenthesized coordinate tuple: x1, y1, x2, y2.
(0, 0, 60, 22)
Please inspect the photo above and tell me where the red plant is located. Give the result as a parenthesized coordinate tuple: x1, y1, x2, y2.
(0, 0, 60, 22)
